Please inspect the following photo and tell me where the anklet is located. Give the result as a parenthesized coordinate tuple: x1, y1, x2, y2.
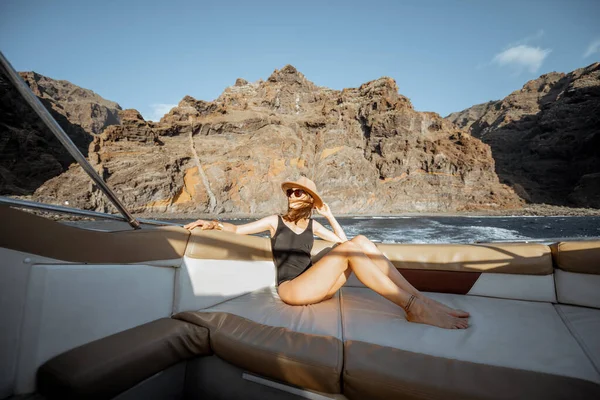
(404, 294, 416, 313)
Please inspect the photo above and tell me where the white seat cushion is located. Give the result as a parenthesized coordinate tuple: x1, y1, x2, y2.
(556, 304, 600, 375)
(340, 287, 600, 384)
(555, 269, 600, 308)
(198, 286, 342, 338)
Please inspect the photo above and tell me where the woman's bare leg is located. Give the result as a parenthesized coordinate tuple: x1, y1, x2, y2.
(278, 241, 468, 329)
(350, 235, 470, 318)
(321, 268, 352, 301)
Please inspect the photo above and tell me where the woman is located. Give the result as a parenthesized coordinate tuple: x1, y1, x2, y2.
(184, 176, 469, 329)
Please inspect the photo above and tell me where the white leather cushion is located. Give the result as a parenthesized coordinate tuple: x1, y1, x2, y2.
(176, 257, 276, 312)
(556, 305, 600, 374)
(467, 273, 557, 302)
(555, 269, 600, 308)
(199, 286, 342, 339)
(340, 287, 600, 384)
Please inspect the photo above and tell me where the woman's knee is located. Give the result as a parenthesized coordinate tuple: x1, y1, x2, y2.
(337, 240, 362, 256)
(351, 235, 374, 249)
(351, 235, 369, 244)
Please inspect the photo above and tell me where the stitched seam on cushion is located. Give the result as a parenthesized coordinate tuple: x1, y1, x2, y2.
(338, 290, 346, 384)
(554, 305, 600, 376)
(557, 242, 563, 270)
(553, 271, 559, 304)
(172, 268, 179, 316)
(339, 289, 346, 343)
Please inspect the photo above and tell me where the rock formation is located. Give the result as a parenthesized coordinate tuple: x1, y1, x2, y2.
(31, 65, 522, 214)
(0, 67, 121, 195)
(447, 62, 600, 208)
(19, 72, 121, 135)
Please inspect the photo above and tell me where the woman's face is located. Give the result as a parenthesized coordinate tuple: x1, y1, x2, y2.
(287, 187, 313, 208)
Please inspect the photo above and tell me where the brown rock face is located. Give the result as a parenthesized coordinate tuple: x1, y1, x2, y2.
(446, 62, 600, 208)
(32, 65, 522, 214)
(0, 68, 121, 195)
(19, 72, 121, 135)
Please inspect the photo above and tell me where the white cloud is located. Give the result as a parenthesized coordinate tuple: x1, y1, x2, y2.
(583, 38, 600, 58)
(143, 103, 177, 122)
(492, 45, 552, 74)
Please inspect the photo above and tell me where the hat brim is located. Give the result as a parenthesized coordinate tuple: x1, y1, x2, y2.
(281, 181, 323, 208)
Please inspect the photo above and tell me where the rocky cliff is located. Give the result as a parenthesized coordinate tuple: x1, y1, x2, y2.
(446, 62, 600, 208)
(0, 67, 121, 195)
(31, 65, 522, 214)
(19, 72, 122, 135)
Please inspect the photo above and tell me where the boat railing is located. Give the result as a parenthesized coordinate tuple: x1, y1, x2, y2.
(0, 197, 178, 227)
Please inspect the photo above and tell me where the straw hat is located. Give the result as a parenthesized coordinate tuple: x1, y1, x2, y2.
(281, 176, 323, 208)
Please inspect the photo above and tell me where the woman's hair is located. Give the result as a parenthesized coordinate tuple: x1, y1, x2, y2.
(282, 194, 314, 223)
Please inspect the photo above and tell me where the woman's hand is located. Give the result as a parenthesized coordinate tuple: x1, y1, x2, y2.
(315, 202, 333, 218)
(183, 219, 218, 231)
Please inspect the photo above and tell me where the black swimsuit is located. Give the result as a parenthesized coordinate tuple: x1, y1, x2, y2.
(271, 215, 314, 286)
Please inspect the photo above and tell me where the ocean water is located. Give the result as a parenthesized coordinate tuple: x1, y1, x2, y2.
(172, 215, 600, 244)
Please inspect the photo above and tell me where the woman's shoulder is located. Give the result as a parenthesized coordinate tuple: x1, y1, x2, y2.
(254, 214, 279, 229)
(266, 214, 281, 225)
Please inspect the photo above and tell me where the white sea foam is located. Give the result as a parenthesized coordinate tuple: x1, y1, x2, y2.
(461, 215, 543, 218)
(342, 219, 530, 244)
(368, 226, 528, 244)
(353, 216, 413, 220)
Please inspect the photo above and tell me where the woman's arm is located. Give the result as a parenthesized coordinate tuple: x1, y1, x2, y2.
(228, 215, 276, 235)
(314, 203, 348, 243)
(325, 214, 348, 242)
(184, 215, 276, 236)
(313, 220, 347, 243)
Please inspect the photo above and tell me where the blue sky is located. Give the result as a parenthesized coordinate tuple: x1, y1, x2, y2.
(1, 0, 599, 121)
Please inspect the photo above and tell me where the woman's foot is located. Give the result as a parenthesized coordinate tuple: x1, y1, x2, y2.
(406, 298, 469, 329)
(419, 295, 470, 318)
